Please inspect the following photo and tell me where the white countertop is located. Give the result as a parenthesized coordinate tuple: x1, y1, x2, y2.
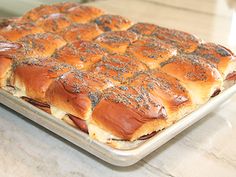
(1, 0, 236, 176)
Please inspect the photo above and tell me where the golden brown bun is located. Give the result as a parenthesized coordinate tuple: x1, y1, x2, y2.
(54, 2, 81, 12)
(66, 5, 104, 23)
(126, 37, 177, 69)
(53, 40, 106, 70)
(193, 43, 236, 79)
(89, 54, 148, 83)
(0, 56, 12, 87)
(0, 41, 23, 87)
(95, 31, 138, 54)
(152, 26, 200, 53)
(0, 22, 44, 41)
(93, 14, 132, 32)
(46, 70, 113, 120)
(61, 23, 102, 42)
(91, 85, 167, 141)
(19, 33, 66, 58)
(130, 69, 195, 122)
(159, 54, 223, 104)
(12, 58, 72, 102)
(128, 23, 157, 35)
(22, 5, 60, 22)
(36, 13, 72, 33)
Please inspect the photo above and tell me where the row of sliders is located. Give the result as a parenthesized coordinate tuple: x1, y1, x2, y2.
(0, 2, 235, 148)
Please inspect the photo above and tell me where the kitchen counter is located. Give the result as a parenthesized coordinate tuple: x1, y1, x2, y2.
(0, 0, 236, 176)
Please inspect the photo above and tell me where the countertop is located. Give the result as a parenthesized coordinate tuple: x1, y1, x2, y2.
(1, 0, 236, 176)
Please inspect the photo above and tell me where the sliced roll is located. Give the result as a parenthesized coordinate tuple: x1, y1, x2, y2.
(152, 25, 200, 53)
(193, 43, 236, 80)
(66, 5, 104, 23)
(126, 37, 177, 69)
(95, 31, 138, 54)
(93, 14, 132, 32)
(36, 13, 72, 34)
(11, 58, 72, 103)
(89, 53, 148, 84)
(19, 33, 66, 58)
(53, 40, 107, 70)
(0, 22, 44, 41)
(159, 54, 223, 104)
(45, 70, 113, 121)
(61, 23, 102, 42)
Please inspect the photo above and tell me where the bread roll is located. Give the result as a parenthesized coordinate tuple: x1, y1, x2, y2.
(152, 26, 200, 53)
(126, 37, 177, 69)
(128, 22, 157, 35)
(93, 14, 132, 32)
(193, 43, 236, 79)
(53, 40, 106, 70)
(12, 58, 72, 103)
(45, 70, 113, 120)
(22, 5, 60, 22)
(19, 33, 66, 58)
(36, 13, 72, 33)
(61, 23, 102, 42)
(66, 5, 104, 23)
(0, 22, 44, 41)
(0, 41, 23, 87)
(95, 31, 138, 54)
(89, 53, 148, 84)
(159, 54, 223, 104)
(90, 85, 168, 141)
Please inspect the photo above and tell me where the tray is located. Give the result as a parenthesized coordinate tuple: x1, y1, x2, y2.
(1, 83, 236, 166)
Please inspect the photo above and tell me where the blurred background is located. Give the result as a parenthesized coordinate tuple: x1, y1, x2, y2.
(0, 0, 97, 17)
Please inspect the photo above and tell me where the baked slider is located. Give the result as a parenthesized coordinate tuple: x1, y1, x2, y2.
(61, 23, 102, 42)
(53, 40, 107, 70)
(193, 43, 236, 80)
(11, 58, 72, 103)
(18, 33, 66, 58)
(93, 14, 132, 32)
(66, 5, 104, 23)
(0, 22, 44, 41)
(152, 26, 200, 53)
(126, 37, 177, 69)
(95, 31, 138, 54)
(159, 54, 223, 104)
(45, 70, 113, 132)
(36, 13, 72, 34)
(89, 54, 148, 84)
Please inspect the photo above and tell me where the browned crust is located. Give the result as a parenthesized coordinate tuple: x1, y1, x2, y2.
(128, 23, 157, 35)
